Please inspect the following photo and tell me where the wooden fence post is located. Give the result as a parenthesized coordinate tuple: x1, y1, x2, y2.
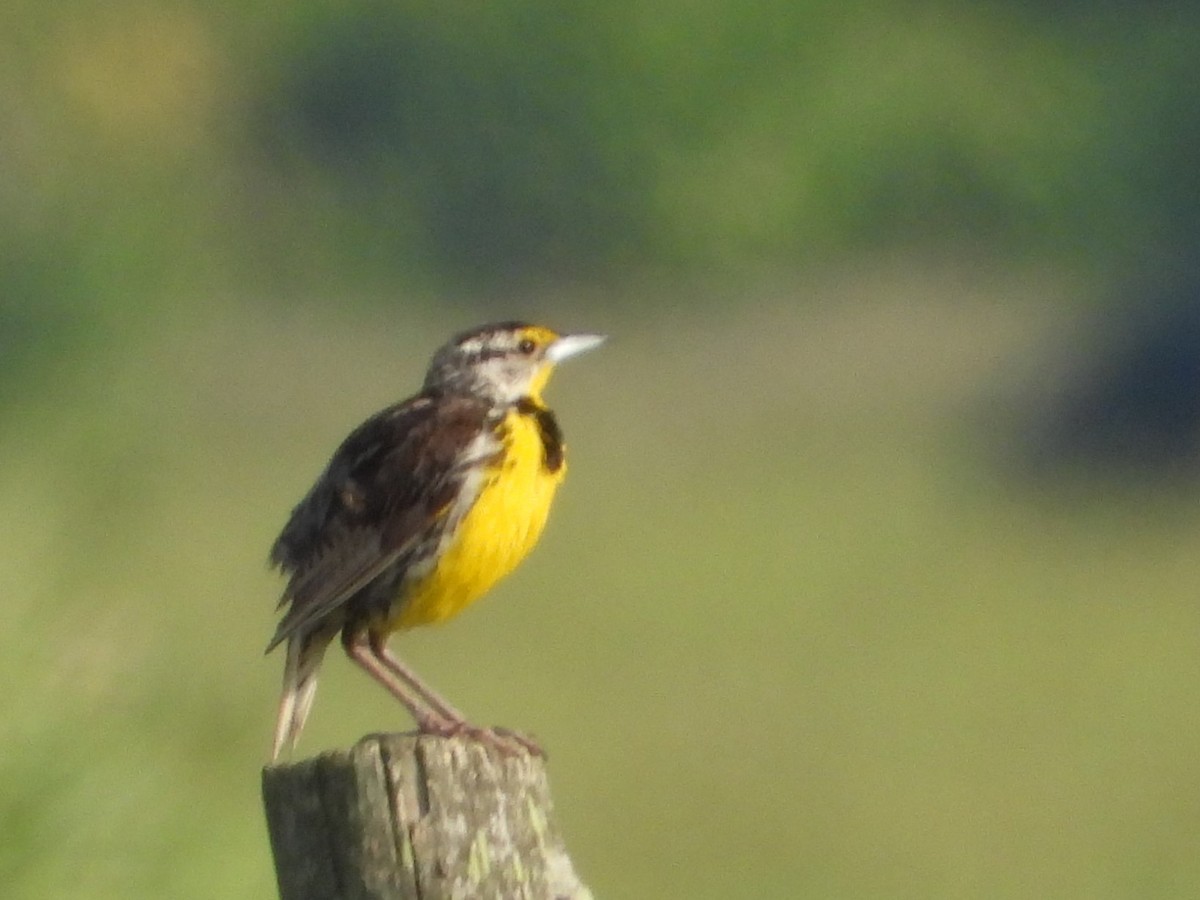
(261, 733, 592, 900)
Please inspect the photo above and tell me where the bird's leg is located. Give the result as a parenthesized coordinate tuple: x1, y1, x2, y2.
(342, 630, 455, 733)
(370, 635, 545, 757)
(372, 639, 468, 725)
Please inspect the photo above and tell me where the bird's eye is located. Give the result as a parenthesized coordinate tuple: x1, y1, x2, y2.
(517, 338, 537, 354)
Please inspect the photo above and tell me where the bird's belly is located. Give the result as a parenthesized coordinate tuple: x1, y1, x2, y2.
(391, 429, 564, 630)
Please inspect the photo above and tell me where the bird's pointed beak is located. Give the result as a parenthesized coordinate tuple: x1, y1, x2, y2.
(546, 332, 606, 364)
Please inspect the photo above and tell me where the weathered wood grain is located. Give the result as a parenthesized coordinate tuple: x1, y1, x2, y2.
(262, 734, 592, 900)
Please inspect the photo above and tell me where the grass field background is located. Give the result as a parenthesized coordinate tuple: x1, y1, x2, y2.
(5, 264, 1200, 898)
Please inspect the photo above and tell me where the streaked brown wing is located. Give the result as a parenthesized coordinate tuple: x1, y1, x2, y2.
(266, 393, 492, 651)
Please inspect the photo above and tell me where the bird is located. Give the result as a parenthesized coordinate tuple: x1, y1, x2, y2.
(265, 321, 605, 760)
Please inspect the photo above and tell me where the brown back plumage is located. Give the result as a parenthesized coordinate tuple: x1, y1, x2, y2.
(267, 393, 495, 651)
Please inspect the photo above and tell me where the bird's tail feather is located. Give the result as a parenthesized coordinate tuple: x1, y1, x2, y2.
(271, 631, 332, 761)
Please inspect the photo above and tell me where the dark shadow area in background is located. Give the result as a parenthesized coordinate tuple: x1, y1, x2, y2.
(249, 7, 654, 287)
(1015, 272, 1200, 484)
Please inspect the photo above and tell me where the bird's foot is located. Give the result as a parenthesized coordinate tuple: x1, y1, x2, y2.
(484, 725, 545, 758)
(417, 715, 544, 757)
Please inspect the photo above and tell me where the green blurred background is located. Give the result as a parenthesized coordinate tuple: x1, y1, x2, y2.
(5, 3, 1200, 898)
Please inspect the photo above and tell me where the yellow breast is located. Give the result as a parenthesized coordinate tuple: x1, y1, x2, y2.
(390, 408, 565, 631)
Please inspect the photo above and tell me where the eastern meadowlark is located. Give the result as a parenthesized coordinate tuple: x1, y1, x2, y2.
(266, 321, 604, 759)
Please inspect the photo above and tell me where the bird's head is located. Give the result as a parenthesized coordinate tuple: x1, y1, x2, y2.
(424, 321, 605, 404)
